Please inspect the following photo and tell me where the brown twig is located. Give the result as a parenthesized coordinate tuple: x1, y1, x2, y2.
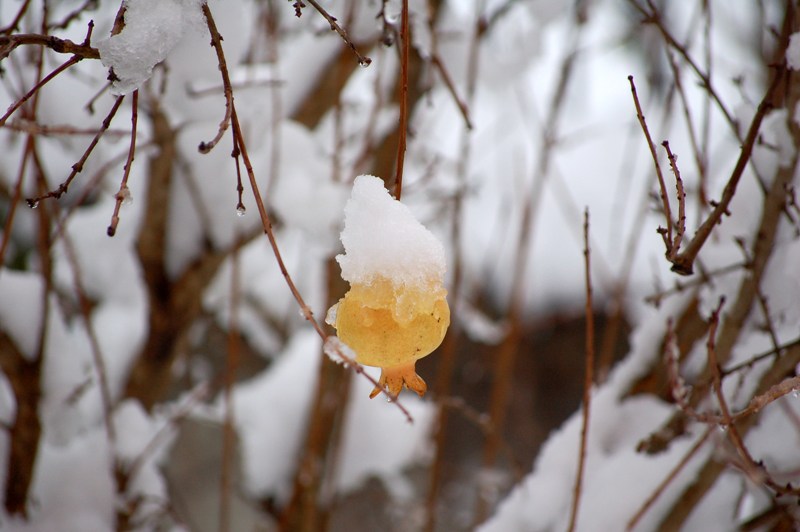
(665, 51, 708, 208)
(0, 0, 33, 34)
(0, 137, 33, 267)
(630, 58, 788, 275)
(644, 261, 745, 306)
(55, 209, 117, 444)
(302, 0, 371, 67)
(627, 75, 674, 252)
(0, 31, 100, 60)
(3, 119, 129, 137)
(85, 82, 111, 114)
(667, 62, 786, 275)
(392, 0, 410, 200)
(229, 124, 246, 215)
(219, 236, 241, 532)
(630, 0, 736, 131)
(431, 53, 473, 130)
(721, 336, 800, 378)
(49, 142, 155, 245)
(26, 95, 125, 206)
(48, 0, 99, 30)
(107, 90, 138, 236)
(704, 299, 800, 497)
(662, 141, 686, 258)
(626, 426, 714, 531)
(197, 3, 233, 154)
(567, 208, 596, 532)
(0, 55, 81, 128)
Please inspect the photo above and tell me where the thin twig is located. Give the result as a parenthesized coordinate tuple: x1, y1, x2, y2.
(219, 236, 241, 532)
(627, 75, 673, 251)
(668, 63, 787, 275)
(662, 140, 686, 258)
(59, 216, 117, 444)
(303, 0, 371, 66)
(721, 336, 800, 377)
(107, 90, 138, 236)
(50, 143, 155, 245)
(393, 0, 410, 200)
(231, 130, 246, 215)
(0, 55, 80, 128)
(665, 51, 708, 208)
(706, 299, 762, 478)
(26, 95, 125, 206)
(0, 0, 33, 34)
(48, 0, 98, 30)
(4, 119, 129, 137)
(197, 3, 233, 154)
(431, 54, 473, 130)
(125, 382, 210, 485)
(630, 0, 736, 130)
(629, 58, 788, 276)
(85, 82, 111, 114)
(0, 137, 33, 267)
(0, 31, 100, 60)
(626, 426, 714, 531)
(567, 208, 596, 532)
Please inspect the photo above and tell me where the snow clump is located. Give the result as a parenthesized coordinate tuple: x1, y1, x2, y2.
(335, 174, 445, 288)
(97, 0, 206, 94)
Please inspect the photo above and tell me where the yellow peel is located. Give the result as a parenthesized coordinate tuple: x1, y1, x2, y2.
(333, 276, 450, 397)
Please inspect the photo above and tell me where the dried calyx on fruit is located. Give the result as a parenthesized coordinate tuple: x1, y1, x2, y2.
(327, 175, 450, 398)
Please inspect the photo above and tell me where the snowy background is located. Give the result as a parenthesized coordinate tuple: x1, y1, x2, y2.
(1, 0, 800, 530)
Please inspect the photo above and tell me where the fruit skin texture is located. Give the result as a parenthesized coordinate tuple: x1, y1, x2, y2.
(333, 276, 450, 398)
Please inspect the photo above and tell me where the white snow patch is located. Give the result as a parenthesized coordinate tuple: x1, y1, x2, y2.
(97, 0, 206, 94)
(233, 330, 320, 501)
(336, 370, 434, 493)
(8, 429, 116, 532)
(0, 271, 44, 359)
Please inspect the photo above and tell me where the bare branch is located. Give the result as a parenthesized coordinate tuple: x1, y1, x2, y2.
(107, 90, 139, 236)
(627, 75, 674, 250)
(26, 95, 125, 206)
(302, 0, 371, 67)
(567, 208, 596, 532)
(197, 4, 233, 154)
(393, 0, 410, 200)
(0, 32, 100, 61)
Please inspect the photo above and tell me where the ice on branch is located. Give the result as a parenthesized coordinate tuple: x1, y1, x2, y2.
(329, 175, 450, 399)
(323, 336, 355, 366)
(97, 0, 205, 95)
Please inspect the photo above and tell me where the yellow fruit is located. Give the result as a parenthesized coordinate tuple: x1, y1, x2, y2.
(333, 276, 450, 398)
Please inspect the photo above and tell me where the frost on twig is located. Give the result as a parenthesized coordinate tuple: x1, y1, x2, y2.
(322, 335, 355, 367)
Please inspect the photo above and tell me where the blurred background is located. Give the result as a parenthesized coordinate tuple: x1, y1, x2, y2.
(2, 0, 799, 530)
